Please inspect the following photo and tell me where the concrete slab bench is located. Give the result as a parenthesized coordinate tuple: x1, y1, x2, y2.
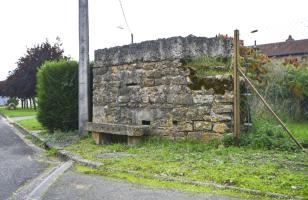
(86, 122, 150, 146)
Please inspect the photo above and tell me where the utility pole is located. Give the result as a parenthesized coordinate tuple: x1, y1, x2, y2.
(131, 33, 134, 44)
(79, 0, 89, 135)
(233, 30, 241, 145)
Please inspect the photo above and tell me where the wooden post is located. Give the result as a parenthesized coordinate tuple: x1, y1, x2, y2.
(233, 30, 241, 146)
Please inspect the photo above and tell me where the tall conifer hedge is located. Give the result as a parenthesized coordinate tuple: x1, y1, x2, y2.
(37, 60, 78, 132)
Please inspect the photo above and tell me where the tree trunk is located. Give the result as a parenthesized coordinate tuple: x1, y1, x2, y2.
(21, 99, 24, 109)
(29, 98, 32, 108)
(32, 97, 37, 109)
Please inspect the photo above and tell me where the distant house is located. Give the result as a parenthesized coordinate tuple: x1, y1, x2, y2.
(0, 97, 8, 106)
(255, 36, 308, 64)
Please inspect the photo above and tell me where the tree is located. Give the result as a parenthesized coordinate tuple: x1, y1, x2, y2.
(0, 81, 5, 97)
(2, 39, 67, 108)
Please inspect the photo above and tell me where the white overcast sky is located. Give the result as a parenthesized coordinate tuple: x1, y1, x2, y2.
(0, 0, 307, 81)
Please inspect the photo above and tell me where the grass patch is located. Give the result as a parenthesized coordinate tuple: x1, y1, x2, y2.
(45, 147, 58, 157)
(75, 165, 275, 200)
(24, 134, 58, 157)
(16, 118, 44, 131)
(287, 122, 308, 146)
(0, 107, 37, 117)
(242, 110, 308, 150)
(183, 56, 231, 77)
(66, 137, 307, 199)
(25, 134, 45, 149)
(36, 130, 81, 148)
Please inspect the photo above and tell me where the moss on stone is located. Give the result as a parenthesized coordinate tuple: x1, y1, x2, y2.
(182, 56, 232, 77)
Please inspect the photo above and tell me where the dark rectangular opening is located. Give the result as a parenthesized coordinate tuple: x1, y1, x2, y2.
(126, 83, 138, 86)
(105, 133, 128, 144)
(172, 120, 178, 126)
(142, 120, 151, 125)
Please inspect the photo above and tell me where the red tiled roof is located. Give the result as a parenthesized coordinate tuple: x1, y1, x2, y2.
(256, 38, 308, 57)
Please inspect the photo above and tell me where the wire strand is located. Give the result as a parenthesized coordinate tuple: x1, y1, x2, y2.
(118, 0, 132, 34)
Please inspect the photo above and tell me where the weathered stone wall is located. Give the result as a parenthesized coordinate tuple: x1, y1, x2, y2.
(93, 35, 233, 140)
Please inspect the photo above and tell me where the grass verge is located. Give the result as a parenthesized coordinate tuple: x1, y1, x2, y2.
(287, 122, 308, 146)
(16, 118, 44, 131)
(25, 134, 45, 149)
(65, 137, 307, 199)
(0, 107, 37, 117)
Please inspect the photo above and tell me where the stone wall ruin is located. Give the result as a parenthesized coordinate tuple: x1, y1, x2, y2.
(92, 35, 234, 141)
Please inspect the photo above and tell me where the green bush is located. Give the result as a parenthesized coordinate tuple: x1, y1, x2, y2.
(251, 62, 308, 122)
(239, 112, 297, 151)
(283, 66, 308, 120)
(221, 112, 297, 151)
(37, 60, 78, 132)
(7, 97, 19, 106)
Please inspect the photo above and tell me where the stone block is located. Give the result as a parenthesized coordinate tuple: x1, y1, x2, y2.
(212, 104, 233, 114)
(202, 132, 223, 142)
(214, 93, 233, 103)
(185, 107, 210, 120)
(194, 121, 212, 131)
(149, 94, 166, 104)
(93, 67, 108, 76)
(187, 131, 222, 141)
(171, 107, 189, 120)
(187, 131, 204, 140)
(193, 95, 214, 104)
(141, 78, 155, 87)
(153, 70, 163, 79)
(210, 113, 232, 122)
(167, 94, 193, 105)
(213, 123, 229, 134)
(177, 121, 193, 131)
(154, 77, 172, 86)
(130, 93, 142, 103)
(128, 136, 142, 146)
(92, 132, 103, 145)
(117, 96, 129, 103)
(143, 62, 156, 70)
(170, 76, 186, 85)
(144, 70, 155, 78)
(105, 115, 116, 123)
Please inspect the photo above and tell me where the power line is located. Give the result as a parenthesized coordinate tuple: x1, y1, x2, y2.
(118, 0, 132, 34)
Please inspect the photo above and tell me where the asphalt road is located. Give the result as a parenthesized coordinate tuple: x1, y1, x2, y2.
(0, 116, 48, 199)
(43, 170, 238, 200)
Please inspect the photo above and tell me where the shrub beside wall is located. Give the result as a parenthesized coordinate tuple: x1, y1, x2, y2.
(37, 60, 78, 132)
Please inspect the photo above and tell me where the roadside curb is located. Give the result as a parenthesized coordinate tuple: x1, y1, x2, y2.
(11, 161, 73, 200)
(7, 116, 102, 168)
(2, 115, 45, 154)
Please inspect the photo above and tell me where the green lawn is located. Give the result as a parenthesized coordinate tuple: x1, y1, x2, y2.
(0, 107, 37, 117)
(16, 118, 44, 131)
(287, 122, 308, 145)
(65, 137, 308, 199)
